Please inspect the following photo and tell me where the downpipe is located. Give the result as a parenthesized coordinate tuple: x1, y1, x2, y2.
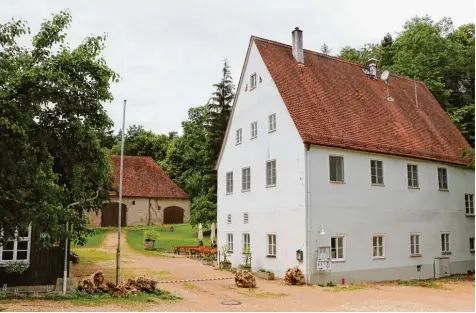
(305, 144, 311, 284)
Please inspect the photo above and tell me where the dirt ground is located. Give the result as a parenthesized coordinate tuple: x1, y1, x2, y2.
(3, 232, 475, 312)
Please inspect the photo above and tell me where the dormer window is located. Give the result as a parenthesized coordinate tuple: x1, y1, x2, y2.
(250, 73, 257, 90)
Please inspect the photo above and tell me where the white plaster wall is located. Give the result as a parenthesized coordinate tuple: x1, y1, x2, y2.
(217, 41, 306, 277)
(308, 146, 475, 280)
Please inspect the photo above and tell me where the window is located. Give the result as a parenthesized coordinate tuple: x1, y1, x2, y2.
(370, 160, 384, 185)
(0, 225, 31, 262)
(329, 156, 344, 183)
(465, 194, 474, 215)
(410, 233, 421, 256)
(331, 236, 345, 261)
(250, 73, 257, 89)
(438, 168, 448, 190)
(266, 160, 276, 187)
(236, 128, 242, 145)
(470, 238, 475, 253)
(132, 200, 135, 205)
(267, 234, 276, 257)
(243, 212, 249, 224)
(227, 214, 232, 224)
(227, 233, 234, 253)
(242, 167, 251, 191)
(441, 233, 451, 254)
(226, 172, 233, 194)
(372, 235, 385, 258)
(407, 164, 419, 188)
(250, 121, 258, 139)
(243, 233, 250, 251)
(268, 114, 276, 132)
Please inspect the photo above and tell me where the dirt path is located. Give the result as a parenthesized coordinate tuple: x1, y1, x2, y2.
(4, 232, 475, 311)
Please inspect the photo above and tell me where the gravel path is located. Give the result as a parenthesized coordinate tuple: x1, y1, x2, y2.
(3, 231, 475, 311)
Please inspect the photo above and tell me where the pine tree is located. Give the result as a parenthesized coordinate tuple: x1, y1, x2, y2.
(320, 43, 331, 55)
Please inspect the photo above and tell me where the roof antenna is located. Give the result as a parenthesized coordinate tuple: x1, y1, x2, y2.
(414, 77, 418, 107)
(380, 70, 394, 102)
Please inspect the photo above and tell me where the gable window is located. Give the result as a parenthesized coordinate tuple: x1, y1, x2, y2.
(0, 225, 31, 262)
(407, 164, 419, 188)
(226, 172, 233, 194)
(470, 238, 475, 253)
(331, 236, 345, 261)
(372, 235, 385, 258)
(243, 233, 250, 252)
(329, 156, 344, 183)
(410, 233, 421, 256)
(243, 212, 249, 224)
(236, 129, 242, 145)
(438, 168, 448, 190)
(441, 232, 451, 254)
(242, 167, 251, 192)
(250, 122, 258, 139)
(266, 160, 277, 187)
(227, 233, 234, 253)
(267, 234, 276, 257)
(227, 214, 232, 224)
(370, 160, 384, 185)
(465, 194, 474, 216)
(250, 73, 257, 90)
(268, 114, 276, 132)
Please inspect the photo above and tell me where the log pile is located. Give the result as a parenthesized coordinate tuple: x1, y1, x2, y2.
(77, 271, 158, 296)
(234, 270, 256, 288)
(77, 270, 114, 293)
(284, 267, 305, 286)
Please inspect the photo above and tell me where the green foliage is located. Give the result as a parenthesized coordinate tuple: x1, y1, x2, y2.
(0, 11, 117, 245)
(144, 229, 160, 241)
(4, 260, 29, 274)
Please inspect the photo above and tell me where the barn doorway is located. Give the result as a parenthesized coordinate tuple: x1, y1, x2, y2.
(163, 206, 184, 224)
(101, 202, 127, 227)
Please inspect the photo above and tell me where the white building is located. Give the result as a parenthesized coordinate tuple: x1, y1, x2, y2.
(216, 28, 475, 284)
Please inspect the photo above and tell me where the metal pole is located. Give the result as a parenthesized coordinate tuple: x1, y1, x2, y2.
(62, 221, 69, 294)
(116, 99, 127, 286)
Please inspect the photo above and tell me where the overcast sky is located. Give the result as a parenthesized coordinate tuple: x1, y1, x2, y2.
(3, 0, 474, 134)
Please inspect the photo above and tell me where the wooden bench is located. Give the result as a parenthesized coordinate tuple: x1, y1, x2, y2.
(173, 245, 198, 255)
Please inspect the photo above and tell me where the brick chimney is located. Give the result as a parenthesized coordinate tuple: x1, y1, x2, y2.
(292, 27, 304, 64)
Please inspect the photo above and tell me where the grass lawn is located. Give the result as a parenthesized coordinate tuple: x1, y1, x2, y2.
(126, 224, 211, 254)
(72, 228, 113, 248)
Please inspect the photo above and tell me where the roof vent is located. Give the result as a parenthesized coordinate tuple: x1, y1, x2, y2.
(367, 58, 378, 78)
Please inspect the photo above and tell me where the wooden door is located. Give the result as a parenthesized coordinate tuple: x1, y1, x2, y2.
(101, 202, 127, 227)
(163, 206, 184, 224)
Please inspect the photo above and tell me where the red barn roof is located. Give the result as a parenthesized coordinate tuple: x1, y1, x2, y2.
(253, 37, 470, 165)
(110, 155, 189, 199)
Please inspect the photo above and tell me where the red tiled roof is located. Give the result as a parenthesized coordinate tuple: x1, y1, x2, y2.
(110, 155, 189, 199)
(253, 37, 470, 166)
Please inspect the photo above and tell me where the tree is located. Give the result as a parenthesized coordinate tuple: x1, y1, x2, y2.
(320, 43, 331, 55)
(0, 11, 118, 245)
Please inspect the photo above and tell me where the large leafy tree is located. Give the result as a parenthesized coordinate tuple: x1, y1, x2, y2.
(0, 11, 118, 245)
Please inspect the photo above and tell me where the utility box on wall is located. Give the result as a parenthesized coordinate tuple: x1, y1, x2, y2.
(296, 249, 303, 262)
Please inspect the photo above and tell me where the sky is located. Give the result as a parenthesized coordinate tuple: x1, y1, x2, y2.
(2, 0, 475, 135)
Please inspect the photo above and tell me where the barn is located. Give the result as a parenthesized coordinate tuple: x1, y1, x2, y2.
(87, 156, 190, 227)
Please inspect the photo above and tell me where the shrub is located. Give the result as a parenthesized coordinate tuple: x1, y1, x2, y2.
(144, 229, 160, 241)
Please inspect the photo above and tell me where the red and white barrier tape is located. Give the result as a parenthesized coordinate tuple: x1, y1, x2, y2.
(158, 277, 234, 284)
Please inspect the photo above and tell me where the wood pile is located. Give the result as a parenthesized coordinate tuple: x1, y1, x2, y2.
(77, 271, 158, 296)
(234, 270, 256, 288)
(284, 267, 305, 286)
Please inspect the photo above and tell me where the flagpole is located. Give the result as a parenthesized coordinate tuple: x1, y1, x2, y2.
(116, 99, 126, 286)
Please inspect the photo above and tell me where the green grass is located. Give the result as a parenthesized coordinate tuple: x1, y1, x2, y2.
(72, 249, 115, 264)
(0, 290, 181, 307)
(396, 279, 443, 289)
(126, 224, 210, 254)
(72, 228, 113, 248)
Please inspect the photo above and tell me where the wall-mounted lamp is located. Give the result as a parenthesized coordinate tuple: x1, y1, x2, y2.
(318, 224, 326, 236)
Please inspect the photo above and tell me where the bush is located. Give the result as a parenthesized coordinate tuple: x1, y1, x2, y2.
(144, 230, 160, 241)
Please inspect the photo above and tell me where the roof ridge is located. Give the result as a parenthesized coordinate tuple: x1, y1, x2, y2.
(251, 36, 426, 85)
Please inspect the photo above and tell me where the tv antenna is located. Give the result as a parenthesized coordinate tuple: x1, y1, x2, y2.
(380, 70, 394, 102)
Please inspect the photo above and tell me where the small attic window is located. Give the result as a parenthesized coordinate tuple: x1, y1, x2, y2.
(132, 200, 135, 205)
(250, 73, 257, 90)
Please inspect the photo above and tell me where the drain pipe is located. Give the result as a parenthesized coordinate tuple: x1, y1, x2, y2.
(305, 143, 311, 283)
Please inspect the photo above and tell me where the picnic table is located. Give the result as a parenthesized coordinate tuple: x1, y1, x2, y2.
(173, 245, 217, 259)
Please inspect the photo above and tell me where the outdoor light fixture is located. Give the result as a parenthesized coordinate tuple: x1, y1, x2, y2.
(296, 249, 303, 262)
(318, 224, 326, 236)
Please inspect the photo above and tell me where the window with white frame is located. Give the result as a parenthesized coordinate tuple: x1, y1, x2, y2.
(242, 167, 251, 191)
(470, 238, 474, 253)
(441, 232, 451, 253)
(370, 160, 384, 185)
(243, 212, 249, 224)
(407, 164, 419, 188)
(410, 233, 421, 256)
(465, 194, 474, 215)
(266, 160, 276, 187)
(250, 73, 257, 89)
(329, 156, 344, 183)
(227, 233, 234, 253)
(227, 214, 232, 224)
(267, 234, 276, 257)
(226, 172, 233, 194)
(268, 114, 276, 132)
(236, 128, 242, 145)
(250, 121, 258, 139)
(331, 236, 345, 261)
(0, 225, 31, 262)
(438, 167, 448, 190)
(243, 233, 250, 252)
(372, 235, 385, 258)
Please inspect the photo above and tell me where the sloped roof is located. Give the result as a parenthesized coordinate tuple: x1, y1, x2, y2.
(253, 37, 470, 165)
(111, 155, 189, 199)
